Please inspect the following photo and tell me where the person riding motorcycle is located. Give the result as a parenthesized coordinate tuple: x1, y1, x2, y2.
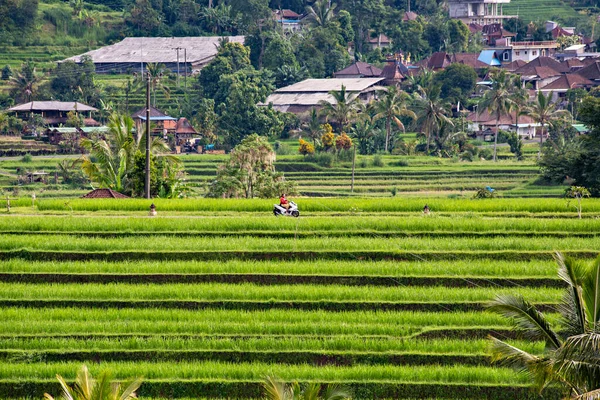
(279, 193, 290, 213)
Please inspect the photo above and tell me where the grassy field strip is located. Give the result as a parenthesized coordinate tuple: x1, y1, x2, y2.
(0, 308, 536, 335)
(0, 337, 542, 354)
(0, 234, 597, 251)
(0, 283, 562, 303)
(30, 197, 600, 212)
(0, 259, 558, 277)
(0, 361, 531, 384)
(2, 215, 600, 232)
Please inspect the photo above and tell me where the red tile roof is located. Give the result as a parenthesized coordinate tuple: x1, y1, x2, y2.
(452, 53, 489, 69)
(576, 61, 600, 80)
(514, 57, 569, 75)
(403, 11, 418, 21)
(368, 34, 391, 44)
(468, 109, 536, 126)
(380, 60, 405, 82)
(539, 73, 594, 90)
(334, 62, 383, 77)
(81, 189, 130, 199)
(175, 117, 198, 134)
(504, 60, 527, 72)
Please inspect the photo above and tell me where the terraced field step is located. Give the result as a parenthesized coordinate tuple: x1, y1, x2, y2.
(2, 230, 597, 238)
(0, 379, 563, 399)
(0, 249, 595, 261)
(0, 273, 563, 287)
(0, 299, 558, 312)
(1, 349, 490, 366)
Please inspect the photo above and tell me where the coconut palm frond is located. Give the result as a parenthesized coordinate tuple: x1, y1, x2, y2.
(581, 256, 600, 329)
(263, 376, 290, 400)
(118, 376, 143, 400)
(556, 252, 588, 336)
(321, 383, 353, 400)
(302, 382, 321, 400)
(487, 295, 562, 349)
(575, 387, 600, 400)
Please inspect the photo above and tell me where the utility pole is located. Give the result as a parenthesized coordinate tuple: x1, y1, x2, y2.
(145, 73, 151, 199)
(351, 143, 356, 193)
(184, 48, 187, 90)
(174, 47, 181, 87)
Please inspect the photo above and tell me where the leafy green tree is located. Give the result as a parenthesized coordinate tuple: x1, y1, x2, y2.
(198, 41, 252, 98)
(44, 364, 142, 400)
(215, 68, 283, 147)
(126, 0, 164, 35)
(447, 19, 469, 53)
(200, 3, 240, 34)
(478, 69, 516, 162)
(274, 64, 306, 88)
(527, 91, 570, 158)
(207, 134, 294, 198)
(50, 56, 101, 106)
(433, 63, 477, 106)
(387, 20, 429, 60)
(506, 130, 523, 160)
(423, 17, 448, 52)
(263, 376, 352, 400)
(488, 253, 600, 398)
(1, 65, 12, 81)
(371, 87, 416, 153)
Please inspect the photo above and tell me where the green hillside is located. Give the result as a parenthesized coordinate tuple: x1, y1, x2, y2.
(504, 0, 582, 23)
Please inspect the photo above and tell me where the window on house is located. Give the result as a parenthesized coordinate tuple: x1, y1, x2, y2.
(532, 50, 538, 56)
(542, 50, 546, 56)
(524, 51, 528, 54)
(515, 51, 520, 56)
(503, 52, 509, 60)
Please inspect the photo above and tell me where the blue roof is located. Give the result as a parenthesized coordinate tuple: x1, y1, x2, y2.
(478, 50, 501, 66)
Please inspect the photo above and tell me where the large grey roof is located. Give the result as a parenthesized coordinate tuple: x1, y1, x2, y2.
(9, 101, 97, 112)
(64, 36, 245, 64)
(275, 78, 385, 93)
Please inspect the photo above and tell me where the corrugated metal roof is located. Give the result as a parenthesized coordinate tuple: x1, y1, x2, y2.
(262, 93, 336, 106)
(9, 101, 97, 112)
(64, 36, 245, 64)
(275, 78, 384, 93)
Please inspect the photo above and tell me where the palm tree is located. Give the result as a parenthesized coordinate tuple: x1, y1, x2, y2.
(478, 69, 516, 162)
(10, 61, 40, 103)
(44, 364, 142, 400)
(305, 0, 336, 27)
(80, 112, 172, 193)
(488, 252, 600, 398)
(263, 376, 352, 400)
(302, 108, 323, 147)
(139, 63, 171, 107)
(372, 87, 416, 153)
(412, 85, 453, 154)
(527, 90, 571, 158)
(319, 85, 362, 133)
(350, 114, 376, 155)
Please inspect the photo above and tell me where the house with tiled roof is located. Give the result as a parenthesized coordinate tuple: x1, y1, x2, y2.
(576, 61, 600, 83)
(403, 11, 418, 22)
(368, 34, 391, 50)
(7, 101, 99, 134)
(334, 62, 383, 78)
(131, 106, 177, 135)
(467, 109, 540, 139)
(539, 74, 594, 101)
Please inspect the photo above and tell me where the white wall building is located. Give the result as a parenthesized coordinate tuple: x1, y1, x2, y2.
(448, 0, 516, 25)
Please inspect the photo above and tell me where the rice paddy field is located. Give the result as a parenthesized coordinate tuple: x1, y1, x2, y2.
(0, 148, 566, 200)
(0, 194, 597, 399)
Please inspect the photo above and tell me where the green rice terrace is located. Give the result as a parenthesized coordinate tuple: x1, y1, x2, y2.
(0, 195, 598, 398)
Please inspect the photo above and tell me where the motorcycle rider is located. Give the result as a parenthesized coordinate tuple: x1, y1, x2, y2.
(279, 193, 290, 214)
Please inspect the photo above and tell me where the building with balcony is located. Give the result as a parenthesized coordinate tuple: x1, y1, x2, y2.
(448, 0, 516, 25)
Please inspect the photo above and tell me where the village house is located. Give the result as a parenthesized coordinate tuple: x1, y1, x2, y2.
(467, 108, 540, 139)
(273, 9, 305, 33)
(448, 0, 516, 25)
(333, 62, 383, 78)
(63, 36, 245, 74)
(7, 101, 99, 134)
(261, 78, 385, 114)
(131, 106, 177, 136)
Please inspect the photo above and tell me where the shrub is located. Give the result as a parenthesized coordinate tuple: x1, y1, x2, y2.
(478, 148, 493, 160)
(21, 154, 32, 163)
(274, 141, 292, 155)
(372, 154, 384, 167)
(473, 187, 497, 199)
(298, 139, 314, 156)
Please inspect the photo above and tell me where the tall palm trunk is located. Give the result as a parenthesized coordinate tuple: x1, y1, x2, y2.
(385, 118, 390, 153)
(493, 117, 499, 162)
(539, 122, 545, 159)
